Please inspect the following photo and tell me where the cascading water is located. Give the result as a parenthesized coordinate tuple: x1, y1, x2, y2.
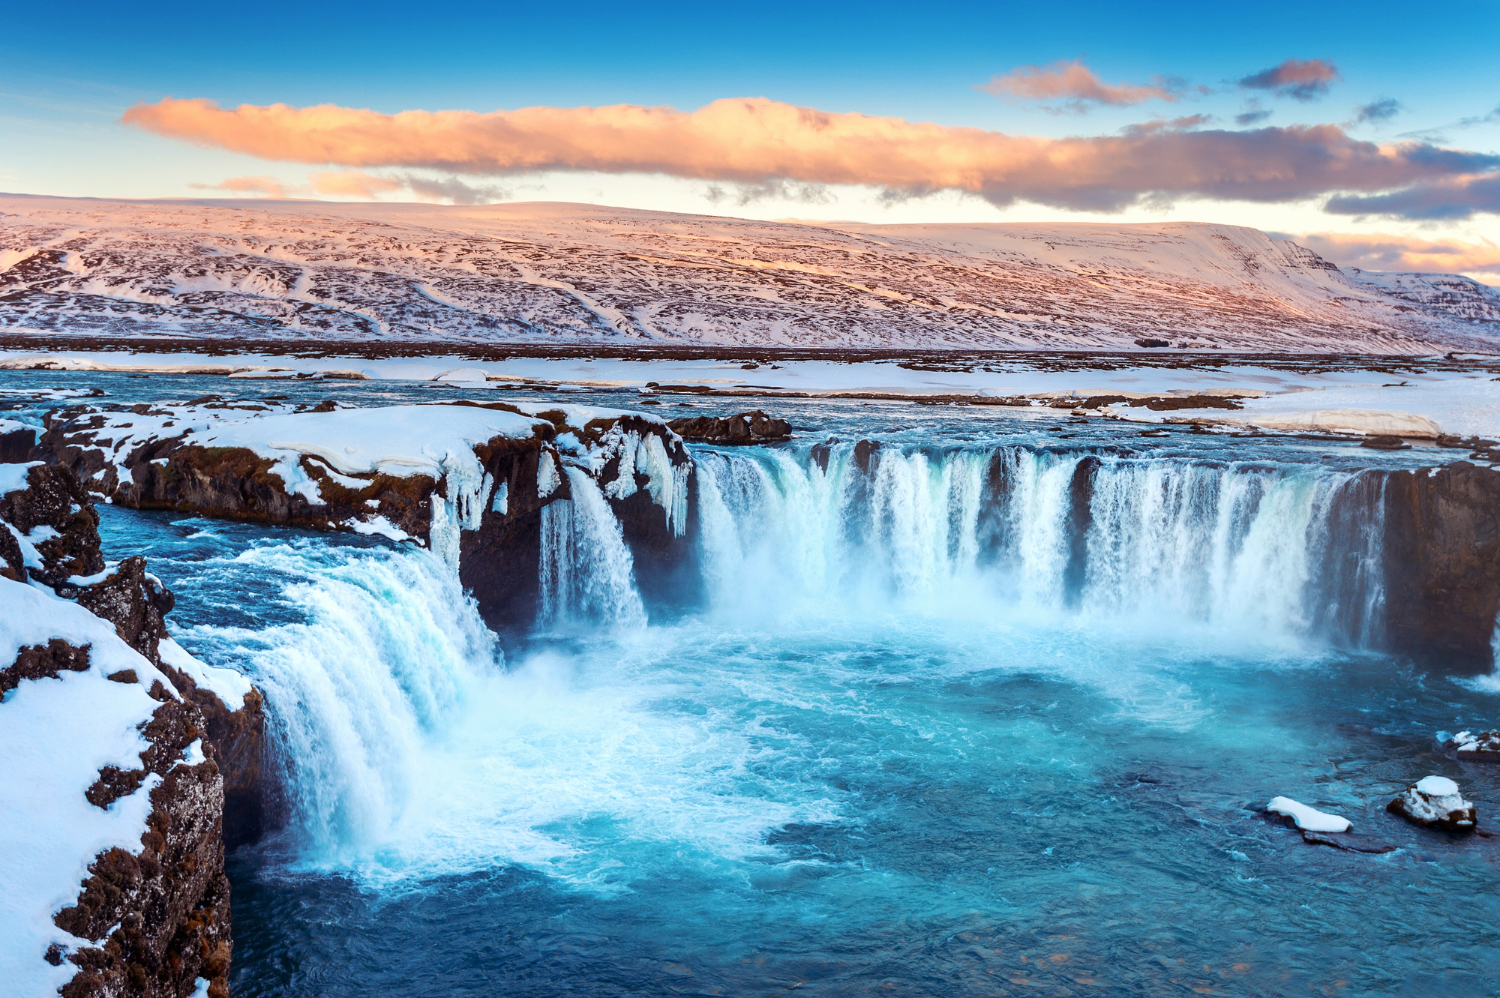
(694, 442, 1388, 647)
(171, 439, 1395, 881)
(171, 541, 503, 870)
(539, 467, 647, 628)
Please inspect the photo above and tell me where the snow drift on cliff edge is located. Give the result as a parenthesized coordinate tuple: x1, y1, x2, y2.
(1, 194, 1497, 353)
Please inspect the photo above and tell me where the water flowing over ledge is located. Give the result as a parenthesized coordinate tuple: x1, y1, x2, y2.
(30, 394, 1500, 667)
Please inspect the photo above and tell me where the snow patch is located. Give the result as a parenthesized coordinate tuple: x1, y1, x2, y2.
(1267, 796, 1350, 833)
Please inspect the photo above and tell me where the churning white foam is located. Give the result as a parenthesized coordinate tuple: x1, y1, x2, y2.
(178, 539, 824, 887)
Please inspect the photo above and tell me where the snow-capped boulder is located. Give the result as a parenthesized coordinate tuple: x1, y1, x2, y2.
(1387, 775, 1478, 832)
(1267, 796, 1351, 833)
(1443, 730, 1500, 762)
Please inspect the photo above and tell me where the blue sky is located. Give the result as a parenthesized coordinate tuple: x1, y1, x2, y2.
(4, 1, 1499, 277)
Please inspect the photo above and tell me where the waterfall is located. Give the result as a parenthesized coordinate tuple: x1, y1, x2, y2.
(693, 443, 1387, 646)
(539, 466, 647, 628)
(161, 436, 1411, 885)
(172, 541, 502, 868)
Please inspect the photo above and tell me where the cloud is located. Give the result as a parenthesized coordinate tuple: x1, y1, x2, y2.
(125, 96, 1500, 213)
(1353, 98, 1402, 125)
(704, 179, 834, 206)
(1239, 58, 1339, 101)
(1399, 104, 1500, 143)
(192, 170, 505, 205)
(399, 174, 508, 204)
(1324, 173, 1500, 220)
(1120, 114, 1213, 137)
(980, 59, 1176, 110)
(1299, 231, 1500, 283)
(309, 170, 403, 198)
(188, 175, 287, 198)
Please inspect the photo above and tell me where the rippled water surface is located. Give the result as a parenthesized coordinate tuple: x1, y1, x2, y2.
(11, 370, 1499, 996)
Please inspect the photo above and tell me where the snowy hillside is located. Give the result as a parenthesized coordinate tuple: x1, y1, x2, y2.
(1343, 268, 1500, 325)
(1, 194, 1497, 353)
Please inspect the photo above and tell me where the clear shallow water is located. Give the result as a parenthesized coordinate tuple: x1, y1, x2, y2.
(13, 370, 1500, 995)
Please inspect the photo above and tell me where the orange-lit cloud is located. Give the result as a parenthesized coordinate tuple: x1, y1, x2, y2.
(1301, 232, 1500, 282)
(188, 174, 287, 198)
(126, 96, 1500, 213)
(980, 59, 1175, 107)
(309, 170, 403, 198)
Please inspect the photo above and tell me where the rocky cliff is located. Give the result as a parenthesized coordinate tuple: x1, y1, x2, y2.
(1380, 461, 1500, 672)
(1, 461, 263, 998)
(39, 398, 697, 637)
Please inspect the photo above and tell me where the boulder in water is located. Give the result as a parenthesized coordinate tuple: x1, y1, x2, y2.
(1442, 730, 1500, 762)
(1387, 775, 1477, 832)
(1301, 830, 1396, 853)
(1267, 796, 1351, 833)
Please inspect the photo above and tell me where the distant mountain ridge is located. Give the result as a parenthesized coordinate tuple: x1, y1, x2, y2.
(1, 194, 1496, 353)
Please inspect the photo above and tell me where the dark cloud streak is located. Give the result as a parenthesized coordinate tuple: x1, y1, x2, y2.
(1353, 98, 1402, 125)
(1239, 58, 1339, 101)
(1325, 173, 1500, 220)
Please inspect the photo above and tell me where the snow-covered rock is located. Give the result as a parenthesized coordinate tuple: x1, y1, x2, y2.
(1, 462, 248, 997)
(2, 195, 1497, 353)
(1267, 796, 1351, 833)
(43, 397, 695, 636)
(42, 397, 688, 559)
(1443, 730, 1500, 762)
(1238, 409, 1446, 438)
(1387, 775, 1478, 832)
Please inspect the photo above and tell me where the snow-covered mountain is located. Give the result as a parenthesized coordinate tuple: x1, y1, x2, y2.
(1343, 268, 1500, 325)
(2, 194, 1497, 353)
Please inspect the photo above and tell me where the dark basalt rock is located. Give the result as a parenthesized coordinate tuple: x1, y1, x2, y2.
(668, 410, 792, 445)
(0, 638, 92, 694)
(853, 438, 881, 473)
(1379, 462, 1500, 672)
(1126, 394, 1243, 411)
(0, 516, 23, 581)
(1064, 457, 1099, 606)
(0, 463, 104, 586)
(1, 422, 39, 462)
(455, 441, 557, 641)
(1387, 778, 1478, 833)
(76, 557, 175, 666)
(57, 718, 232, 998)
(1301, 830, 1396, 853)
